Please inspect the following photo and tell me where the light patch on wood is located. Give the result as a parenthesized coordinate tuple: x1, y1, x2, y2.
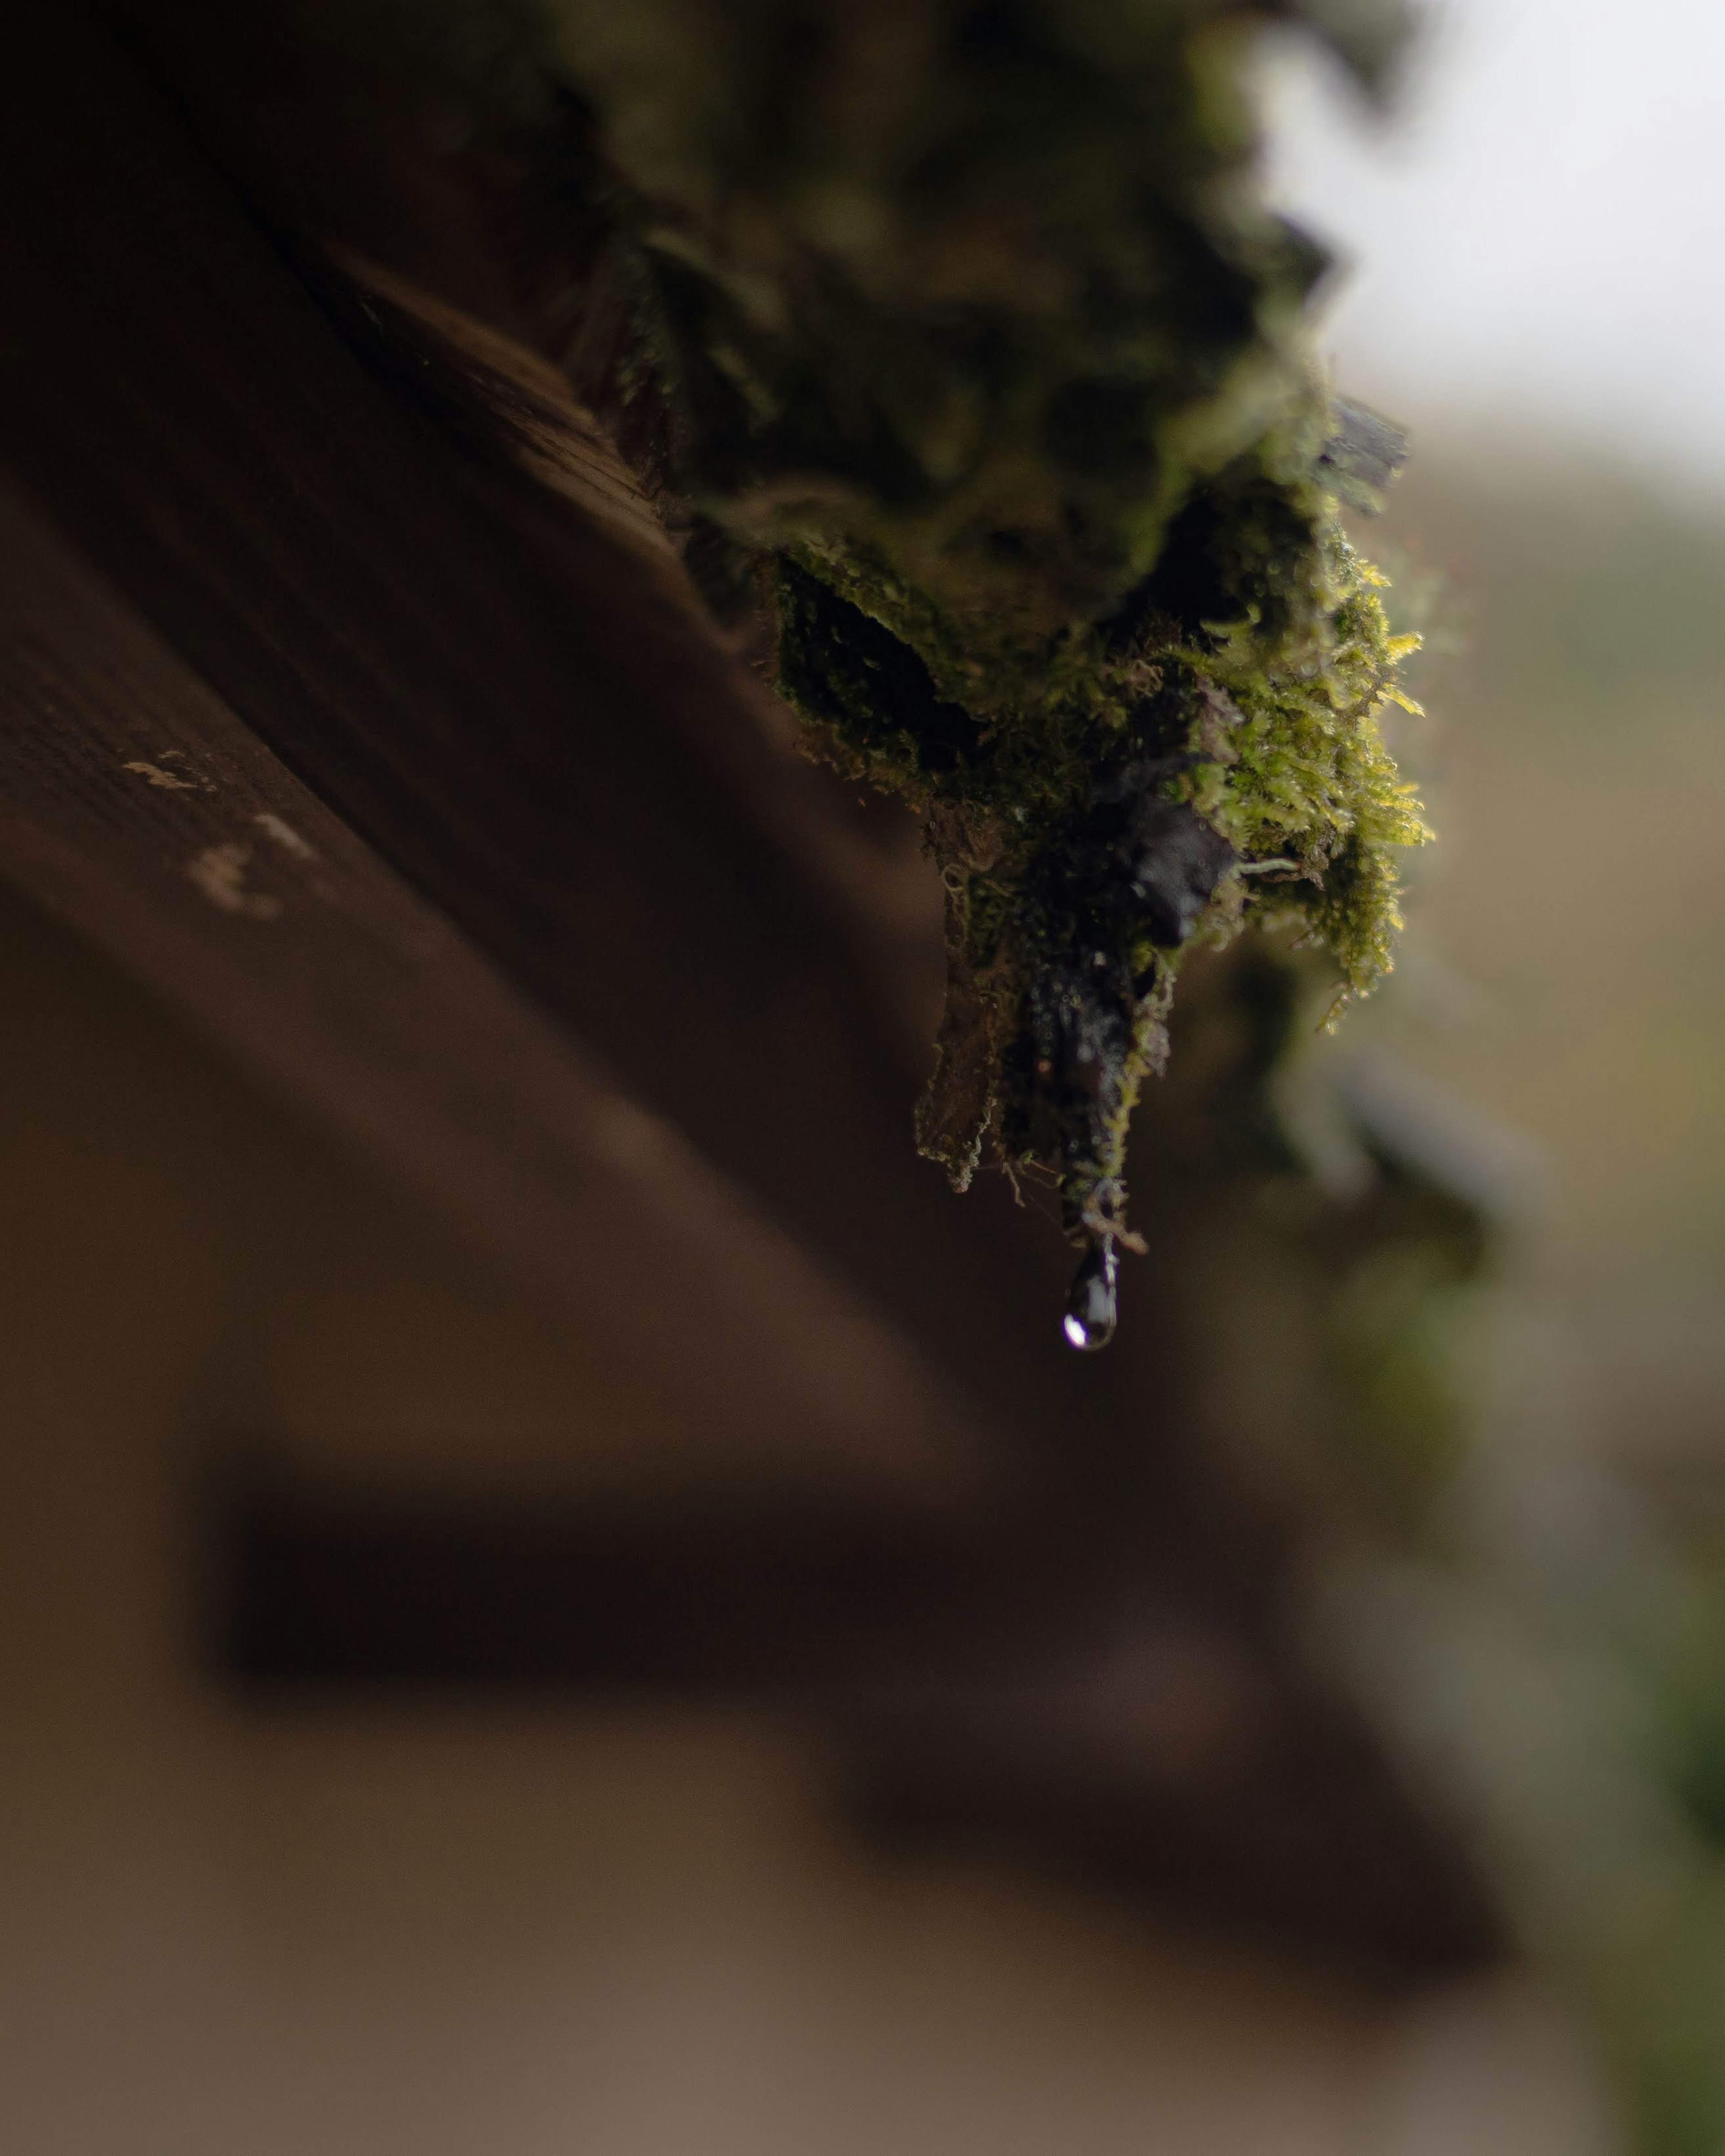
(326, 245, 679, 574)
(254, 810, 314, 859)
(588, 1093, 683, 1178)
(186, 842, 282, 920)
(124, 757, 206, 792)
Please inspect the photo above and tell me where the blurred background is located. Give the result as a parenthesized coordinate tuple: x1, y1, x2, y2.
(4, 1, 1725, 2151)
(1262, 1, 1725, 2144)
(1268, 0, 1725, 1462)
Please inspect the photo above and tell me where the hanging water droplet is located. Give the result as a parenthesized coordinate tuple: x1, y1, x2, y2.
(1062, 1239, 1117, 1352)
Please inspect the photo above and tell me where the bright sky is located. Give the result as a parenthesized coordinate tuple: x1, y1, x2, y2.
(1261, 0, 1725, 492)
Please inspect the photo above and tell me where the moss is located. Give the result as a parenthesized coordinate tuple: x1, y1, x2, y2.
(324, 0, 1431, 1257)
(507, 0, 1428, 1248)
(774, 431, 1429, 1240)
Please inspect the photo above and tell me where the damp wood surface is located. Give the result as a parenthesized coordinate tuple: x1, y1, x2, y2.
(0, 474, 983, 1498)
(0, 0, 1089, 1464)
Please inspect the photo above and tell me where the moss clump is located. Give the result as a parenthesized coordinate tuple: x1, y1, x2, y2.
(774, 430, 1429, 1241)
(330, 0, 1430, 1254)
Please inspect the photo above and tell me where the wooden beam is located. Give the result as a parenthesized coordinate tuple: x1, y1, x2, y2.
(0, 0, 1118, 1467)
(217, 1471, 1504, 1980)
(0, 4, 1507, 1979)
(217, 1480, 1097, 1694)
(0, 476, 989, 1492)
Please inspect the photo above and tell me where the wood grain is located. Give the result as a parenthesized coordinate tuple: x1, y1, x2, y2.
(0, 475, 985, 1495)
(0, 0, 1112, 1472)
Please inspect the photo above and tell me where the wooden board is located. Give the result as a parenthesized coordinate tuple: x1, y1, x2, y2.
(0, 0, 1108, 1469)
(0, 475, 986, 1493)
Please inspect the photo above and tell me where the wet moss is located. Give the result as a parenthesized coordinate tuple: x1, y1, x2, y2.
(773, 437, 1429, 1240)
(337, 0, 1430, 1253)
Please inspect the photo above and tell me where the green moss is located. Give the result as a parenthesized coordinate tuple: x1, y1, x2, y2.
(329, 0, 1431, 1248)
(773, 432, 1429, 1237)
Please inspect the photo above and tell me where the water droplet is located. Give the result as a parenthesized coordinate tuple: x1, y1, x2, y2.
(1062, 1240, 1117, 1352)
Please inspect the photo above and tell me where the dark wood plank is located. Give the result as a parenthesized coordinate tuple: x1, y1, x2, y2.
(217, 1482, 1096, 1694)
(0, 476, 986, 1494)
(0, 0, 1114, 1466)
(217, 1471, 1504, 1980)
